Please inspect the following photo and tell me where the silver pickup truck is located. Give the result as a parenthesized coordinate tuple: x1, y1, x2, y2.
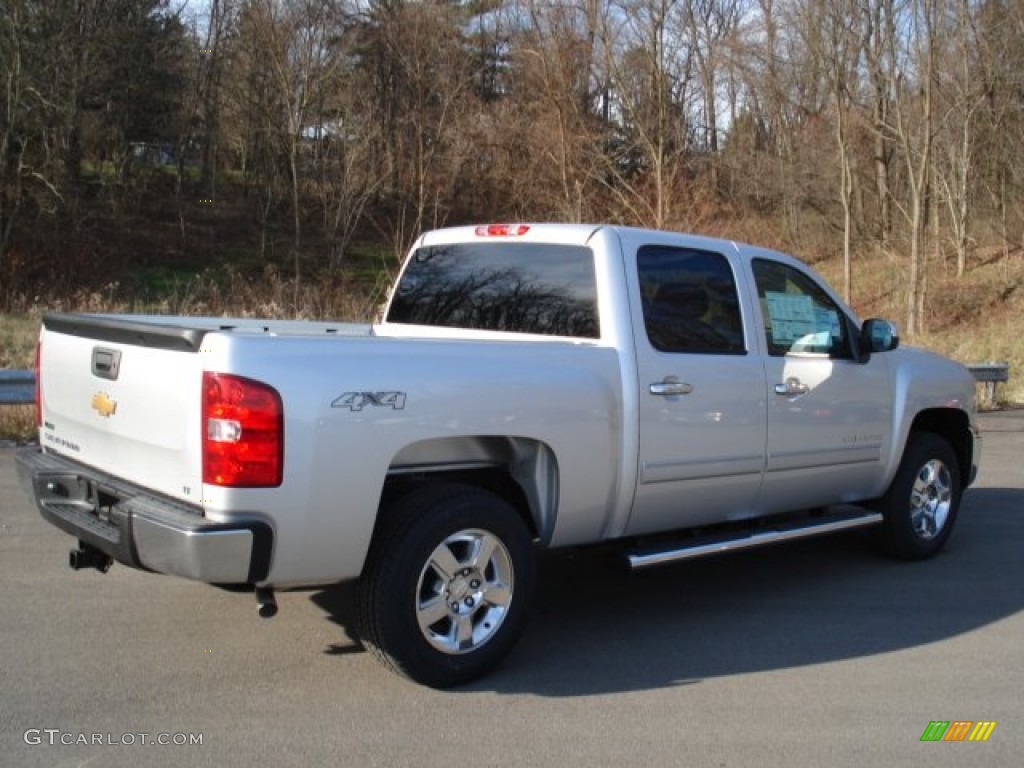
(17, 223, 980, 687)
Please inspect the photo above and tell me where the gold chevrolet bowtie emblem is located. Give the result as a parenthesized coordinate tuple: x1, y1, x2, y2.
(91, 392, 118, 418)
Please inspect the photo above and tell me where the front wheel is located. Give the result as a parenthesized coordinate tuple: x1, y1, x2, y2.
(875, 432, 962, 560)
(355, 483, 536, 688)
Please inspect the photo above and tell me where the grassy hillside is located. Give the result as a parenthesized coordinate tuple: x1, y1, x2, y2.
(813, 245, 1022, 407)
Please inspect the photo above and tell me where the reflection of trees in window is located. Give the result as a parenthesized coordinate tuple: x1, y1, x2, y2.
(637, 245, 745, 354)
(388, 245, 599, 338)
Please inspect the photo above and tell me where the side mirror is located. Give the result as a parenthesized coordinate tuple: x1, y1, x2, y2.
(862, 318, 900, 354)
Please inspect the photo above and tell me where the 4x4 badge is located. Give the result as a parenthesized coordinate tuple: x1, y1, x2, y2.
(332, 391, 406, 412)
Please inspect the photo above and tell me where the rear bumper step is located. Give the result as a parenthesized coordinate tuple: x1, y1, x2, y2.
(16, 448, 272, 584)
(627, 510, 883, 570)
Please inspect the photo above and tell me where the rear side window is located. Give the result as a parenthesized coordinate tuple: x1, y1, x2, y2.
(637, 245, 745, 354)
(387, 242, 599, 338)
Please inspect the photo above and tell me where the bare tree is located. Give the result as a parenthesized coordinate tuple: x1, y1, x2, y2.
(597, 0, 697, 228)
(803, 0, 866, 301)
(684, 0, 743, 188)
(312, 62, 382, 272)
(887, 0, 939, 336)
(507, 0, 606, 222)
(0, 1, 30, 272)
(931, 0, 992, 278)
(862, 0, 897, 247)
(351, 2, 476, 257)
(237, 0, 345, 300)
(194, 0, 238, 198)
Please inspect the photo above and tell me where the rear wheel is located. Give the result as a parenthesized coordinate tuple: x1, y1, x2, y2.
(355, 483, 535, 688)
(875, 432, 961, 560)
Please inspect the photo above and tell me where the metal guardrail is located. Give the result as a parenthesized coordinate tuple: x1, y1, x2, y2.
(0, 370, 35, 405)
(0, 361, 1013, 406)
(966, 362, 1010, 406)
(966, 362, 1010, 382)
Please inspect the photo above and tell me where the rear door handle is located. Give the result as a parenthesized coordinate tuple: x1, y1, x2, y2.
(650, 377, 694, 396)
(774, 377, 809, 396)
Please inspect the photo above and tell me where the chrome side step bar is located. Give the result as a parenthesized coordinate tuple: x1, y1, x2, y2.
(626, 510, 883, 570)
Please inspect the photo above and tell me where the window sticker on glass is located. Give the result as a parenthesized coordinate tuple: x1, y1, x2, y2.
(814, 307, 842, 341)
(765, 292, 816, 345)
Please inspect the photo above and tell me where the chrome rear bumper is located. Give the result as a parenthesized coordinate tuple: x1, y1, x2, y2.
(16, 448, 272, 584)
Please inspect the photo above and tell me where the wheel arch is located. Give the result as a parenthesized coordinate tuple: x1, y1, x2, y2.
(383, 436, 559, 543)
(908, 407, 974, 489)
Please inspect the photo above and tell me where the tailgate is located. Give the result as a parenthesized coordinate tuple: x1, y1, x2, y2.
(38, 314, 206, 505)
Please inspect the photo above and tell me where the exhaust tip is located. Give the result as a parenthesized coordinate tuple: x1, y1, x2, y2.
(255, 587, 277, 618)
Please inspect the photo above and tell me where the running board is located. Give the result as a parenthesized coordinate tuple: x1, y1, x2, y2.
(626, 510, 883, 570)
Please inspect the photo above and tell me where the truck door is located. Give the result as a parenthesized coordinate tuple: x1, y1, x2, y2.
(749, 256, 892, 513)
(626, 242, 767, 536)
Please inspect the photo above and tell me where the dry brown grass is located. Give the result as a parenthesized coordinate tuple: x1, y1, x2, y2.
(1, 312, 42, 369)
(10, 266, 392, 325)
(1, 314, 39, 442)
(0, 405, 35, 444)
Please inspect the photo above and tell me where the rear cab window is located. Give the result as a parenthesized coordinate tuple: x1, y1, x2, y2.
(386, 242, 599, 338)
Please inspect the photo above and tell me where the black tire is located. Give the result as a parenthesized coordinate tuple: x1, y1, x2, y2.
(355, 483, 536, 688)
(875, 432, 962, 560)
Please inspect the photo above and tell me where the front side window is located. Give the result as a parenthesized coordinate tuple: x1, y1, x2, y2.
(752, 259, 852, 358)
(387, 242, 599, 338)
(637, 245, 745, 354)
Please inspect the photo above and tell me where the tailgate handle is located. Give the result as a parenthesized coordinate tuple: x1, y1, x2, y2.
(92, 348, 122, 381)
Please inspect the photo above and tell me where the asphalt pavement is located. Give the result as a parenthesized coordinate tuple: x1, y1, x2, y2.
(1, 411, 1021, 767)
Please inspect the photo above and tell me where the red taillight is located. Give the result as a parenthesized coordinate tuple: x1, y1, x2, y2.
(34, 341, 41, 429)
(202, 372, 283, 487)
(474, 223, 530, 237)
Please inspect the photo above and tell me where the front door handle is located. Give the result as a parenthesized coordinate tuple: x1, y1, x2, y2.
(650, 377, 694, 396)
(774, 377, 809, 396)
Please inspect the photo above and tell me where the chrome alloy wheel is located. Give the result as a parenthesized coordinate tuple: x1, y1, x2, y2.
(910, 458, 953, 540)
(416, 529, 515, 655)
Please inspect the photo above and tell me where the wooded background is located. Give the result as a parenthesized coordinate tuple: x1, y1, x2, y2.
(2, 0, 1023, 335)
